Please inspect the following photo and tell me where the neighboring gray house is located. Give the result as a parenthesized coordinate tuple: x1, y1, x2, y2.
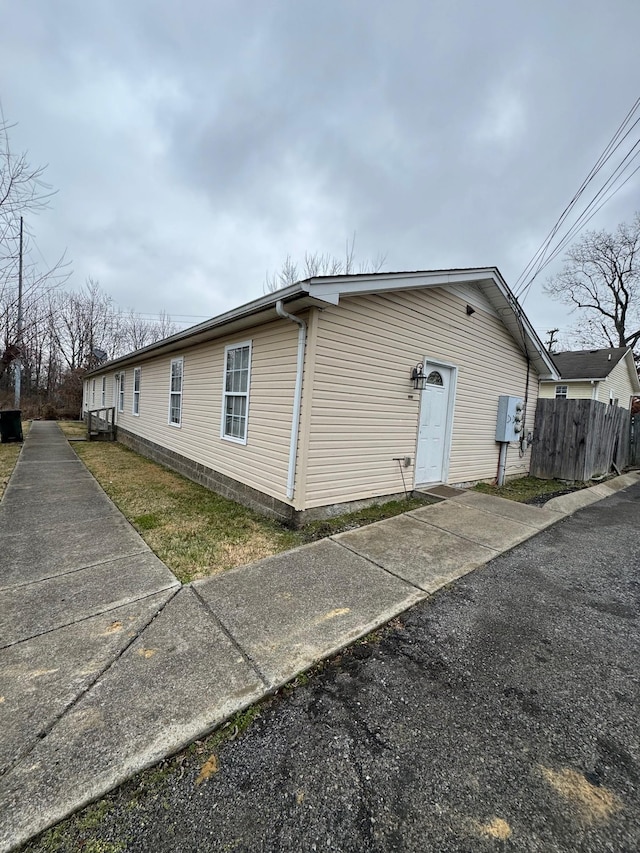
(84, 268, 558, 524)
(539, 347, 640, 409)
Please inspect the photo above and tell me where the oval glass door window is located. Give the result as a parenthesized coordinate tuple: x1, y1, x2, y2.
(426, 371, 444, 386)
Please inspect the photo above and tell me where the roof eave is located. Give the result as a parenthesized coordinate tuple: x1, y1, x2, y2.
(305, 266, 558, 379)
(481, 269, 559, 380)
(85, 283, 324, 375)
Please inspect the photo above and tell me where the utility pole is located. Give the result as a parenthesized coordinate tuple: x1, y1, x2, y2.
(545, 328, 559, 353)
(14, 216, 23, 409)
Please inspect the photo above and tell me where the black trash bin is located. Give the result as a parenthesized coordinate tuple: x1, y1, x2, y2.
(0, 410, 23, 443)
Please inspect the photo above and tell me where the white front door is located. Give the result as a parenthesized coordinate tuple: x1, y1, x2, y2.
(415, 363, 454, 485)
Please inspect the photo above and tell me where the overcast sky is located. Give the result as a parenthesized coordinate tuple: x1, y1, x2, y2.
(1, 0, 639, 346)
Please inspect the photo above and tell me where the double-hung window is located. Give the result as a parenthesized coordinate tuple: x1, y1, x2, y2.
(555, 385, 568, 399)
(91, 379, 96, 407)
(133, 367, 141, 415)
(101, 376, 106, 407)
(169, 358, 183, 426)
(221, 342, 251, 443)
(117, 372, 125, 412)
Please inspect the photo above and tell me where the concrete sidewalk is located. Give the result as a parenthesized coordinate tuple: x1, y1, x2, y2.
(0, 422, 638, 852)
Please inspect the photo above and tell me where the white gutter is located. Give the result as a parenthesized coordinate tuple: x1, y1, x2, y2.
(276, 300, 307, 501)
(541, 377, 609, 383)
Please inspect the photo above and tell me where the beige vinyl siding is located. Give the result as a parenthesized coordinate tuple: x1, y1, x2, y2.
(303, 288, 538, 508)
(103, 319, 299, 503)
(537, 382, 553, 400)
(104, 374, 115, 408)
(599, 357, 636, 409)
(539, 380, 597, 400)
(83, 375, 116, 412)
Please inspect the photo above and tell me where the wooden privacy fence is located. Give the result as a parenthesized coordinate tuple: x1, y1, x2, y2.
(631, 414, 640, 467)
(530, 398, 630, 481)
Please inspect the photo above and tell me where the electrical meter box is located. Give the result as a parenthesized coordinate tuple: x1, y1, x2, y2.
(495, 395, 524, 442)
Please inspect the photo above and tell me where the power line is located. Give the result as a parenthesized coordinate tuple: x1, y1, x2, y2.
(517, 144, 640, 300)
(532, 156, 640, 276)
(514, 97, 640, 294)
(518, 144, 640, 303)
(124, 312, 209, 320)
(514, 97, 640, 303)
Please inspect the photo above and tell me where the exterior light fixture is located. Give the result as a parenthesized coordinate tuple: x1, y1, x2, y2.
(466, 304, 476, 316)
(410, 362, 426, 390)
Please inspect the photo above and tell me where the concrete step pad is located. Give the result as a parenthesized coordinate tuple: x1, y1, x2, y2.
(447, 490, 561, 529)
(0, 490, 121, 528)
(1, 479, 113, 507)
(7, 462, 95, 488)
(194, 538, 426, 689)
(407, 501, 539, 551)
(0, 553, 179, 646)
(0, 515, 158, 588)
(18, 445, 78, 462)
(0, 587, 266, 852)
(333, 513, 497, 592)
(0, 589, 175, 775)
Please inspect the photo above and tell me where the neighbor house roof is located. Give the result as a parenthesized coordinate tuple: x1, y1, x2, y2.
(86, 267, 559, 380)
(549, 347, 631, 380)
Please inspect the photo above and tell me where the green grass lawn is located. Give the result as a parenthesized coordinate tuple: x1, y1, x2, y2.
(59, 419, 88, 439)
(57, 421, 429, 583)
(0, 420, 29, 499)
(473, 475, 588, 503)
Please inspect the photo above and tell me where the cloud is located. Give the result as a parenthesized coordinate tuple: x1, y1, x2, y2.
(0, 0, 639, 344)
(473, 85, 527, 148)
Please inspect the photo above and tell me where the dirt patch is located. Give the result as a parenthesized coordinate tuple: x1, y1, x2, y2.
(475, 816, 512, 840)
(539, 765, 622, 824)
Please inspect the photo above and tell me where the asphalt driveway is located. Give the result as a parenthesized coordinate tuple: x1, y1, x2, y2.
(23, 482, 640, 852)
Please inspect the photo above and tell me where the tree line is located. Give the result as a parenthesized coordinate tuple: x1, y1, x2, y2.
(0, 115, 176, 416)
(0, 277, 177, 416)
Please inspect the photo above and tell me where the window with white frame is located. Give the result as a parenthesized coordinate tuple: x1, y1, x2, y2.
(221, 342, 251, 443)
(101, 376, 106, 407)
(91, 379, 96, 406)
(555, 385, 568, 399)
(117, 371, 125, 412)
(169, 358, 183, 426)
(133, 367, 141, 415)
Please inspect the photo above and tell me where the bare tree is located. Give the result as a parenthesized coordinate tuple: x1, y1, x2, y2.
(545, 213, 640, 355)
(264, 234, 387, 293)
(1, 113, 58, 297)
(0, 114, 70, 382)
(0, 117, 54, 215)
(49, 279, 119, 372)
(156, 309, 178, 341)
(48, 277, 180, 371)
(118, 308, 179, 354)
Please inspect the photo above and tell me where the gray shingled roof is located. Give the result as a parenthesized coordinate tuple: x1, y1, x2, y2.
(551, 347, 628, 379)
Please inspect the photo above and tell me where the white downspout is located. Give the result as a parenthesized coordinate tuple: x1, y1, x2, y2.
(276, 300, 307, 501)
